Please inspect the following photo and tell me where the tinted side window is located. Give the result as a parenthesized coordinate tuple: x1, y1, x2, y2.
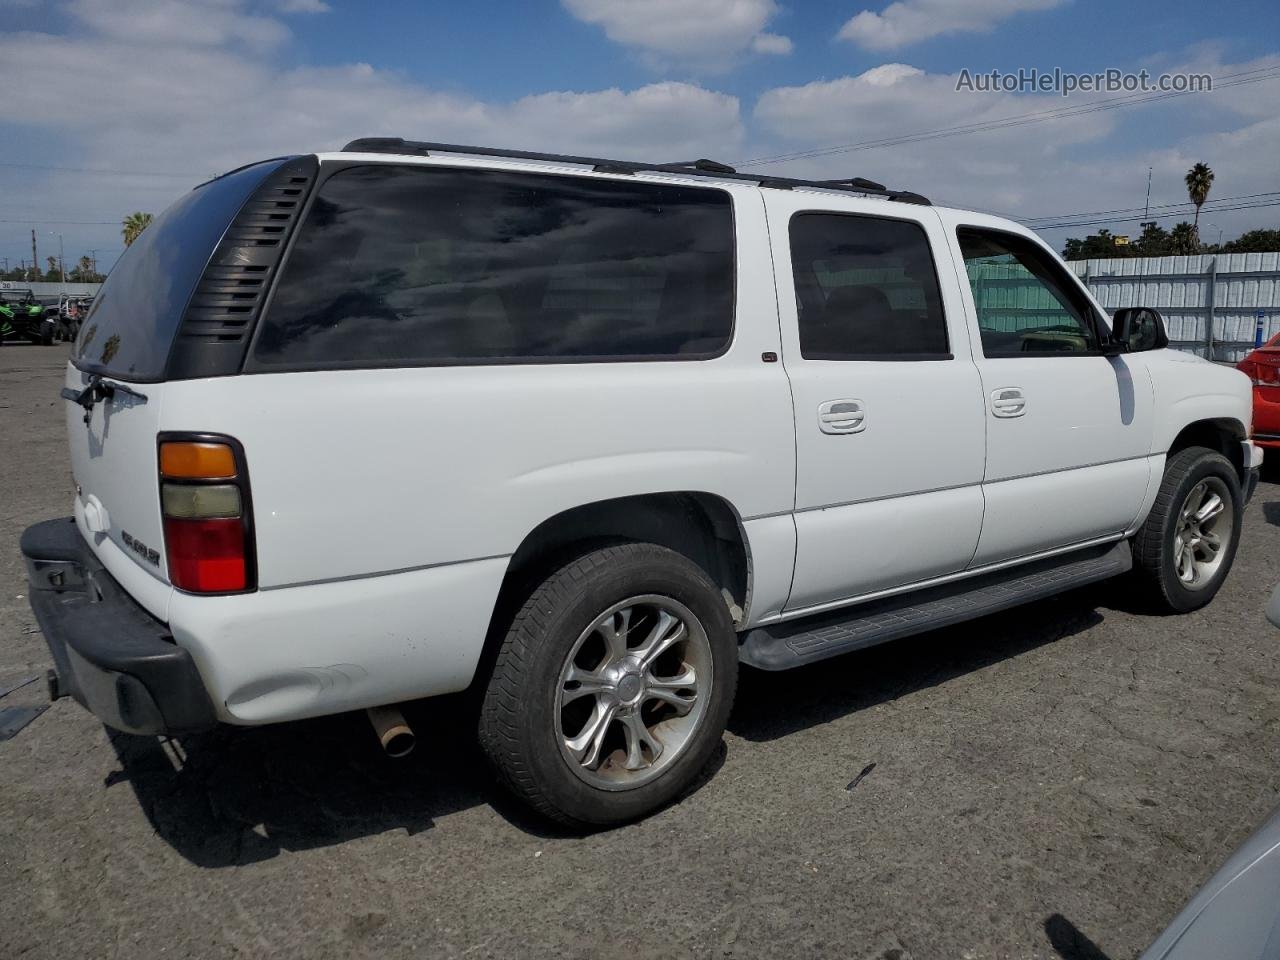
(789, 213, 948, 360)
(958, 228, 1099, 356)
(252, 165, 735, 368)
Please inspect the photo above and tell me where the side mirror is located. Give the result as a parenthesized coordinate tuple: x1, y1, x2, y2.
(1111, 307, 1169, 353)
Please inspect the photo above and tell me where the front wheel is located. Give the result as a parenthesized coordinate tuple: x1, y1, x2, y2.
(478, 544, 738, 827)
(1133, 446, 1243, 612)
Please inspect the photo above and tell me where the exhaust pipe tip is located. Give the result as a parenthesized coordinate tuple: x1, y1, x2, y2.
(367, 704, 415, 758)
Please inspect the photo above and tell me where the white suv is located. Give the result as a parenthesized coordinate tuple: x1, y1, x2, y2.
(22, 139, 1261, 826)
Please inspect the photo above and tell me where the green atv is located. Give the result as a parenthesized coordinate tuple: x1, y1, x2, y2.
(0, 289, 56, 345)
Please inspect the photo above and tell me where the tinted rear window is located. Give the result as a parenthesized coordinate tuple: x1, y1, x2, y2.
(73, 159, 287, 381)
(251, 164, 735, 368)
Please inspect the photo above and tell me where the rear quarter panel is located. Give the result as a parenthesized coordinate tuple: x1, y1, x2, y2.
(158, 181, 796, 591)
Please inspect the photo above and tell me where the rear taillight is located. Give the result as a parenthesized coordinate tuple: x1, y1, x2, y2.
(158, 435, 255, 593)
(1239, 358, 1280, 386)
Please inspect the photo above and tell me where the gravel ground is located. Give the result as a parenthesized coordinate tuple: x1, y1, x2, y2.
(1, 344, 1278, 960)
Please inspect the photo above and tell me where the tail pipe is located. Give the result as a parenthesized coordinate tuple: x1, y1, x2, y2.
(367, 704, 415, 758)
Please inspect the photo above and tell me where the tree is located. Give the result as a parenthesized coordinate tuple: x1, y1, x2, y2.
(1184, 162, 1214, 243)
(1224, 229, 1280, 253)
(70, 255, 103, 282)
(1169, 221, 1200, 255)
(1134, 222, 1172, 257)
(122, 211, 154, 247)
(1062, 229, 1131, 260)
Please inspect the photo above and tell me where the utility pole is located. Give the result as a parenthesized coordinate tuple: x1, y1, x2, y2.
(57, 234, 65, 290)
(31, 229, 38, 282)
(1143, 166, 1152, 222)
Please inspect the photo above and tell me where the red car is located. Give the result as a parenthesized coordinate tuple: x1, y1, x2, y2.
(1239, 331, 1280, 450)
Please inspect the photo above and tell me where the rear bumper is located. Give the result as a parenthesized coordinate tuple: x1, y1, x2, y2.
(20, 517, 217, 736)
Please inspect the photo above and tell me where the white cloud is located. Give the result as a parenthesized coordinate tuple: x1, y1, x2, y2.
(749, 56, 1280, 251)
(0, 0, 1275, 270)
(0, 8, 743, 269)
(751, 32, 793, 55)
(838, 0, 1067, 51)
(277, 0, 330, 12)
(562, 0, 791, 68)
(754, 61, 1111, 158)
(67, 0, 291, 53)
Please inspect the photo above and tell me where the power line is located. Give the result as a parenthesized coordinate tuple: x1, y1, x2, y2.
(735, 66, 1280, 167)
(1033, 198, 1280, 230)
(0, 160, 194, 179)
(1023, 191, 1280, 225)
(0, 218, 120, 225)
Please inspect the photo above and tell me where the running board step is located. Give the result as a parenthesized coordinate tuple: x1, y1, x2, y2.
(739, 540, 1132, 671)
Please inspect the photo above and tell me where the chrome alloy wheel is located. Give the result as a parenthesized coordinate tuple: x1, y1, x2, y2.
(555, 595, 712, 791)
(1174, 476, 1234, 590)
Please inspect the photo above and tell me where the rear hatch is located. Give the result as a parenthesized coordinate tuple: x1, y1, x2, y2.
(66, 156, 314, 599)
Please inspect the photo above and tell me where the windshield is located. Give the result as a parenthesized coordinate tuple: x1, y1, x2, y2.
(72, 158, 290, 382)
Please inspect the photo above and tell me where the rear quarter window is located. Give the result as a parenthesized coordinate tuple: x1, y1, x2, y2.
(250, 164, 736, 368)
(73, 159, 288, 381)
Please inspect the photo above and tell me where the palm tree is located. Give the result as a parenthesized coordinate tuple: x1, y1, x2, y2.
(1169, 221, 1199, 255)
(122, 212, 154, 247)
(1184, 162, 1214, 243)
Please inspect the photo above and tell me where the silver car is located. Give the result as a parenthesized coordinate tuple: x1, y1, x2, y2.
(1139, 584, 1280, 959)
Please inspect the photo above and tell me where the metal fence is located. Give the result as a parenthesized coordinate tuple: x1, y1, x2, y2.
(1069, 253, 1280, 362)
(0, 280, 102, 298)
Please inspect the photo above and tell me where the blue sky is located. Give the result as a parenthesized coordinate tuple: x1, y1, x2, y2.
(2, 0, 1279, 274)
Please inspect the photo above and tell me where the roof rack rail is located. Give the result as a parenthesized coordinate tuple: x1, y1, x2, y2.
(340, 137, 930, 205)
(667, 158, 737, 174)
(817, 177, 886, 192)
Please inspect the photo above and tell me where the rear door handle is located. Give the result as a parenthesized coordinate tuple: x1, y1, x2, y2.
(818, 399, 866, 434)
(990, 387, 1026, 418)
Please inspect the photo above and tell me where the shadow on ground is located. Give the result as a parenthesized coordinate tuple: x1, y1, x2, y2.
(1262, 500, 1280, 528)
(105, 585, 1125, 866)
(730, 587, 1106, 742)
(1044, 913, 1115, 960)
(103, 693, 524, 867)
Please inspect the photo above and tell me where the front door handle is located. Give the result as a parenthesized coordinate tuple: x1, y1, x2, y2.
(991, 387, 1027, 418)
(818, 399, 866, 434)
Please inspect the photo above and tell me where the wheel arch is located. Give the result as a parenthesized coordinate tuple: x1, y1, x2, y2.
(471, 492, 752, 692)
(1166, 416, 1249, 485)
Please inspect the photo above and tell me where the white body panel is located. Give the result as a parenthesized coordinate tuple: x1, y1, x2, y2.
(761, 193, 986, 612)
(933, 207, 1158, 565)
(60, 150, 1257, 726)
(150, 172, 797, 722)
(170, 556, 508, 724)
(65, 364, 172, 611)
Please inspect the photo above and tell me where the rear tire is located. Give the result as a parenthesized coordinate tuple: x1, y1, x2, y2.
(478, 543, 738, 827)
(1132, 446, 1242, 612)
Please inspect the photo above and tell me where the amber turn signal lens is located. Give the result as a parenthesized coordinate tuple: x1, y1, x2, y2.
(160, 442, 237, 479)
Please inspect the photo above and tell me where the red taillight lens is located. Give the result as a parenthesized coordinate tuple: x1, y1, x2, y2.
(1240, 359, 1280, 386)
(158, 434, 254, 594)
(163, 517, 247, 592)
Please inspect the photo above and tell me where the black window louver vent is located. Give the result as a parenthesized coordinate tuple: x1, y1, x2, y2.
(166, 155, 319, 379)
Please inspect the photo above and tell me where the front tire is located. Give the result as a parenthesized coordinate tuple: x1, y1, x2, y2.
(478, 544, 738, 827)
(1133, 446, 1242, 612)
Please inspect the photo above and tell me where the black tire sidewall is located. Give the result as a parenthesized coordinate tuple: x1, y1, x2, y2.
(1154, 452, 1242, 611)
(499, 547, 737, 826)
